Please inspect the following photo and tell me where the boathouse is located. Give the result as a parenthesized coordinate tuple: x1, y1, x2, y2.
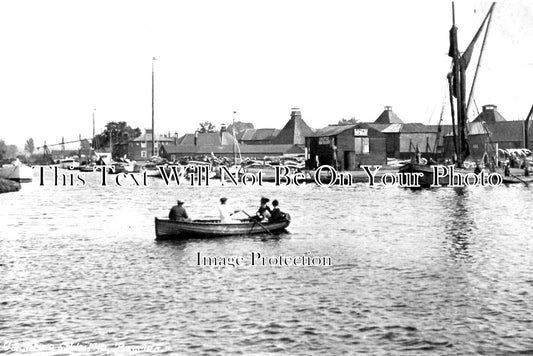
(305, 123, 386, 170)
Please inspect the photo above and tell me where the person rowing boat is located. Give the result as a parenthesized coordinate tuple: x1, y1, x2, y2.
(218, 197, 241, 223)
(254, 197, 271, 221)
(169, 199, 191, 222)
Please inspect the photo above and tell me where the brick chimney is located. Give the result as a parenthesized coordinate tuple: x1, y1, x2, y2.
(483, 104, 497, 112)
(290, 108, 302, 120)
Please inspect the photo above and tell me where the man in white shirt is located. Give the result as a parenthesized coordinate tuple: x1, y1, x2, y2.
(218, 197, 240, 223)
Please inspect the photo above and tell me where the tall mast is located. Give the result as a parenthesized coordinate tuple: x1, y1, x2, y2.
(525, 104, 533, 149)
(448, 2, 469, 167)
(232, 111, 236, 165)
(152, 57, 156, 157)
(466, 3, 496, 113)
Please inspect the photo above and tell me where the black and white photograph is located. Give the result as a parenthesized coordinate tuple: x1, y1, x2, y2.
(1, 0, 532, 354)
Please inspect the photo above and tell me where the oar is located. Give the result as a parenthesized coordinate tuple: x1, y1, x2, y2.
(510, 172, 529, 185)
(240, 210, 273, 235)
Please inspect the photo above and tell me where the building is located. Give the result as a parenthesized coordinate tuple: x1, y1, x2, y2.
(126, 129, 177, 161)
(238, 128, 280, 145)
(443, 104, 533, 160)
(379, 123, 441, 159)
(305, 123, 387, 170)
(159, 144, 304, 162)
(177, 129, 235, 146)
(160, 109, 313, 161)
(272, 108, 314, 145)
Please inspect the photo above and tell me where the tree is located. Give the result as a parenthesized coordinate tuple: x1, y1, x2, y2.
(197, 121, 216, 133)
(0, 140, 6, 161)
(337, 117, 358, 125)
(6, 145, 18, 159)
(25, 138, 35, 155)
(94, 121, 142, 150)
(0, 141, 17, 161)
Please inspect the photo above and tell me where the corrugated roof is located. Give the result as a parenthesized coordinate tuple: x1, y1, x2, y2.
(239, 129, 256, 141)
(240, 128, 279, 141)
(400, 123, 435, 133)
(445, 121, 524, 142)
(367, 123, 393, 132)
(488, 121, 524, 141)
(310, 123, 385, 137)
(313, 125, 356, 137)
(177, 134, 195, 145)
(380, 123, 402, 133)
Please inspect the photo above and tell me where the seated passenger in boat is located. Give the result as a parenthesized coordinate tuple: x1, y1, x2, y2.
(169, 199, 191, 221)
(218, 197, 240, 223)
(474, 162, 482, 174)
(269, 199, 286, 221)
(254, 197, 271, 221)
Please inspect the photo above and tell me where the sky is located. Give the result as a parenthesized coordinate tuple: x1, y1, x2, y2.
(0, 0, 532, 150)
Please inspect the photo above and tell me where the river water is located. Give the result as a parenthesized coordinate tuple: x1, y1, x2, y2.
(0, 169, 532, 355)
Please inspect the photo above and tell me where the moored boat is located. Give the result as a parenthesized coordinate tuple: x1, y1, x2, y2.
(58, 158, 80, 170)
(399, 3, 496, 186)
(0, 160, 33, 182)
(155, 215, 291, 239)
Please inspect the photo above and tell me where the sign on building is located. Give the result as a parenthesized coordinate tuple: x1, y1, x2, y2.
(354, 129, 368, 137)
(319, 137, 331, 145)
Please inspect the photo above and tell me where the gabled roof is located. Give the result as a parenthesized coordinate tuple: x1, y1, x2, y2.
(367, 123, 393, 132)
(472, 104, 507, 123)
(374, 106, 404, 124)
(272, 110, 314, 145)
(449, 121, 523, 142)
(380, 123, 402, 133)
(314, 125, 356, 137)
(400, 123, 437, 133)
(486, 121, 524, 142)
(310, 123, 385, 138)
(176, 134, 196, 145)
(239, 128, 280, 141)
(176, 131, 235, 146)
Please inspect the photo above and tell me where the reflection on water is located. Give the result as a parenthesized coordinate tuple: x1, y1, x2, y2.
(444, 188, 475, 260)
(0, 172, 532, 355)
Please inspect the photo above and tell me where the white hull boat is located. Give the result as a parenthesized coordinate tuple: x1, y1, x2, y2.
(0, 162, 33, 182)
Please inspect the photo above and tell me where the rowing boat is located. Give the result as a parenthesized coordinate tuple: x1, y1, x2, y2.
(154, 214, 291, 239)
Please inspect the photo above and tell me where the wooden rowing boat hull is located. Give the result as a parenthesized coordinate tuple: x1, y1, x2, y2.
(155, 215, 291, 239)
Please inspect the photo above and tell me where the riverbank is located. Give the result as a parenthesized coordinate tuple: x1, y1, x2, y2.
(0, 178, 21, 193)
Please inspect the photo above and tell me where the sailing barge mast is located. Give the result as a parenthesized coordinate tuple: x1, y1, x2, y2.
(447, 2, 495, 167)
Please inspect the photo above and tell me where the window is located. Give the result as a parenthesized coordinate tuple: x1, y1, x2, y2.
(141, 151, 146, 158)
(141, 142, 146, 149)
(354, 137, 370, 154)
